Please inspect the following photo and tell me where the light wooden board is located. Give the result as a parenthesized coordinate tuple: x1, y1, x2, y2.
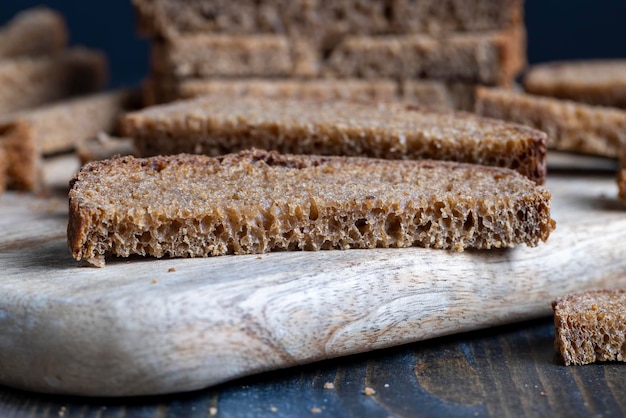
(0, 154, 625, 397)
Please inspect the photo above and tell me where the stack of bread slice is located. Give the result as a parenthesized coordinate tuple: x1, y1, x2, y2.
(134, 0, 526, 110)
(67, 1, 558, 266)
(0, 8, 143, 195)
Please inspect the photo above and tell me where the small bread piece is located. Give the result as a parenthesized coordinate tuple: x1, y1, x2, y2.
(151, 34, 316, 78)
(67, 149, 555, 267)
(475, 87, 626, 158)
(0, 121, 41, 192)
(323, 28, 526, 86)
(524, 60, 626, 109)
(121, 96, 547, 184)
(552, 289, 626, 365)
(1, 89, 140, 156)
(0, 47, 108, 114)
(0, 7, 67, 59)
(143, 77, 399, 105)
(133, 0, 522, 39)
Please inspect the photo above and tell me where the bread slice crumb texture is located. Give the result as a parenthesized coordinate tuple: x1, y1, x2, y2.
(68, 149, 555, 267)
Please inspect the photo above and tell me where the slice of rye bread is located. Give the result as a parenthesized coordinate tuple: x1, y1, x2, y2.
(143, 77, 477, 111)
(0, 7, 67, 59)
(0, 47, 108, 114)
(0, 121, 40, 192)
(552, 289, 626, 365)
(475, 87, 626, 158)
(524, 60, 626, 109)
(0, 90, 139, 193)
(150, 34, 318, 78)
(0, 89, 141, 156)
(322, 28, 526, 86)
(132, 0, 522, 40)
(67, 149, 555, 267)
(120, 95, 547, 184)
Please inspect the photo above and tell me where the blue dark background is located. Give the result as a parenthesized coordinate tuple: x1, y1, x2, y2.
(1, 1, 625, 88)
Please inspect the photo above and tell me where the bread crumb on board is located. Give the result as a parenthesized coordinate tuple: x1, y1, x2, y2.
(168, 267, 176, 272)
(323, 382, 334, 389)
(310, 407, 322, 414)
(364, 387, 376, 396)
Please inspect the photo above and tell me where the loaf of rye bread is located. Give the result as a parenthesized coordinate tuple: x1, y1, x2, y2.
(120, 95, 547, 184)
(0, 7, 67, 59)
(552, 289, 626, 365)
(475, 87, 626, 158)
(133, 0, 522, 41)
(323, 28, 525, 86)
(143, 77, 477, 111)
(524, 60, 626, 109)
(67, 149, 555, 267)
(143, 77, 398, 106)
(0, 47, 108, 114)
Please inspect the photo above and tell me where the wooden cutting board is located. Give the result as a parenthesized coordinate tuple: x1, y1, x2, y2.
(1, 154, 625, 397)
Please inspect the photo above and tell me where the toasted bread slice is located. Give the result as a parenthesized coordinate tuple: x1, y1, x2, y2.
(1, 89, 140, 156)
(150, 34, 317, 78)
(0, 47, 108, 114)
(323, 28, 525, 86)
(524, 60, 626, 109)
(475, 87, 626, 158)
(0, 90, 138, 193)
(0, 7, 67, 59)
(142, 77, 399, 105)
(133, 0, 522, 39)
(0, 121, 40, 192)
(121, 95, 547, 183)
(552, 289, 626, 365)
(68, 149, 555, 267)
(143, 77, 476, 111)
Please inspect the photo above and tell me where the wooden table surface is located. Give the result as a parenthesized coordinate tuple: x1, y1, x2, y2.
(1, 316, 624, 418)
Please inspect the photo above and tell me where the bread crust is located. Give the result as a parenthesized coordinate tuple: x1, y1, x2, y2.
(68, 149, 555, 267)
(121, 95, 547, 184)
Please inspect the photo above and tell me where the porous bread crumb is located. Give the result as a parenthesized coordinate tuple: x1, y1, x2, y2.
(552, 289, 626, 365)
(167, 267, 176, 272)
(323, 382, 334, 389)
(310, 407, 322, 414)
(67, 150, 556, 267)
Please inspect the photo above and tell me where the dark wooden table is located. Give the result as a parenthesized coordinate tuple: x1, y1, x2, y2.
(1, 316, 623, 418)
